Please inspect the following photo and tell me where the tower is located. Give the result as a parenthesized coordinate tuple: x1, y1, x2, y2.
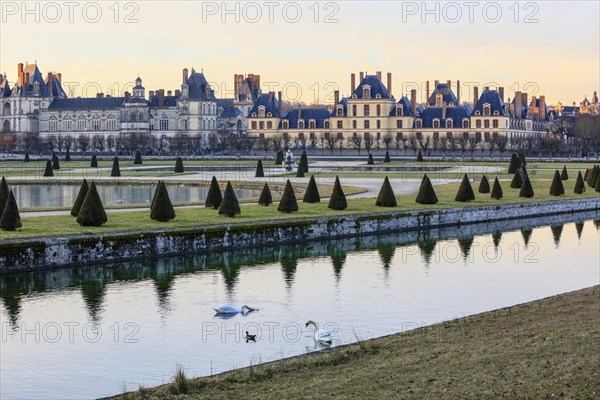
(133, 76, 145, 98)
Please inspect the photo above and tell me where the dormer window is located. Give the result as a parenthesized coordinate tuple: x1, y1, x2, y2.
(309, 120, 316, 129)
(375, 94, 381, 99)
(351, 94, 357, 99)
(298, 120, 305, 129)
(33, 82, 40, 94)
(258, 106, 265, 118)
(462, 119, 469, 128)
(396, 106, 403, 116)
(483, 104, 491, 116)
(415, 119, 422, 129)
(267, 112, 272, 117)
(363, 85, 371, 99)
(446, 119, 453, 128)
(474, 110, 481, 116)
(493, 110, 499, 116)
(251, 112, 257, 117)
(324, 120, 330, 129)
(449, 102, 454, 106)
(433, 119, 440, 129)
(282, 120, 289, 129)
(436, 94, 442, 107)
(336, 106, 344, 117)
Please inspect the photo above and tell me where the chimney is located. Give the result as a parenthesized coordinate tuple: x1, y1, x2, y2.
(515, 91, 522, 119)
(484, 86, 489, 92)
(47, 72, 53, 94)
(234, 74, 238, 99)
(268, 91, 274, 102)
(360, 71, 364, 81)
(474, 86, 479, 105)
(539, 95, 546, 120)
(426, 80, 430, 101)
(255, 75, 261, 89)
(17, 63, 24, 86)
(521, 92, 528, 109)
(175, 89, 180, 97)
(334, 90, 339, 105)
(182, 68, 188, 84)
(248, 73, 255, 92)
(167, 90, 172, 96)
(149, 90, 155, 98)
(106, 95, 111, 98)
(442, 101, 447, 120)
(158, 89, 165, 106)
(56, 73, 62, 84)
(499, 87, 504, 102)
(387, 73, 392, 98)
(456, 80, 461, 104)
(297, 105, 302, 120)
(531, 95, 537, 119)
(124, 91, 131, 101)
(376, 71, 382, 81)
(447, 80, 451, 90)
(278, 91, 283, 116)
(434, 79, 439, 88)
(96, 93, 104, 98)
(351, 73, 356, 93)
(410, 89, 417, 116)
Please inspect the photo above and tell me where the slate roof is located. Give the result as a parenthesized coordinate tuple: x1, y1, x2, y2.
(418, 105, 471, 128)
(186, 70, 216, 101)
(248, 93, 280, 117)
(127, 97, 149, 105)
(471, 90, 508, 117)
(351, 75, 390, 99)
(281, 107, 330, 129)
(48, 97, 125, 110)
(330, 97, 348, 117)
(17, 64, 51, 97)
(149, 95, 178, 107)
(389, 96, 416, 117)
(0, 79, 11, 97)
(47, 76, 67, 98)
(427, 83, 458, 106)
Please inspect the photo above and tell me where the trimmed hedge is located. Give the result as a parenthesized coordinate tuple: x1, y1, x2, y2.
(43, 160, 54, 177)
(478, 175, 490, 193)
(174, 157, 184, 173)
(328, 176, 347, 210)
(560, 165, 568, 181)
(76, 181, 107, 227)
(111, 157, 121, 177)
(574, 171, 586, 194)
(519, 175, 534, 198)
(549, 170, 565, 196)
(205, 176, 223, 209)
(150, 181, 176, 222)
(218, 181, 241, 217)
(415, 174, 438, 204)
(491, 177, 503, 200)
(91, 154, 98, 168)
(455, 174, 475, 202)
(71, 179, 89, 217)
(303, 175, 321, 203)
(375, 176, 397, 207)
(134, 150, 143, 165)
(258, 183, 273, 206)
(510, 171, 523, 188)
(0, 190, 21, 231)
(255, 160, 265, 177)
(278, 180, 298, 213)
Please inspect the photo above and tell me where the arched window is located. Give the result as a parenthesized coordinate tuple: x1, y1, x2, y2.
(2, 102, 10, 116)
(258, 106, 265, 118)
(77, 116, 87, 131)
(363, 85, 371, 99)
(298, 120, 305, 129)
(130, 111, 137, 122)
(2, 120, 10, 133)
(107, 116, 116, 131)
(251, 112, 257, 117)
(336, 106, 343, 117)
(138, 111, 144, 122)
(159, 115, 169, 130)
(436, 94, 442, 106)
(63, 116, 72, 131)
(49, 117, 58, 131)
(309, 120, 316, 129)
(446, 119, 453, 128)
(433, 119, 440, 129)
(493, 110, 499, 116)
(282, 120, 289, 129)
(92, 116, 101, 131)
(483, 105, 491, 116)
(396, 106, 403, 116)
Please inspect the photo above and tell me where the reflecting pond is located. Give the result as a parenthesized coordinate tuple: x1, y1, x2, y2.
(11, 184, 264, 208)
(1, 212, 599, 399)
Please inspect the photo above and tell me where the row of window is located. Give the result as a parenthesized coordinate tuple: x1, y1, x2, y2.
(250, 118, 502, 131)
(258, 131, 503, 142)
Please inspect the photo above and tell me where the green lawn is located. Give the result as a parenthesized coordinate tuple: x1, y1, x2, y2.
(2, 178, 597, 240)
(115, 286, 600, 399)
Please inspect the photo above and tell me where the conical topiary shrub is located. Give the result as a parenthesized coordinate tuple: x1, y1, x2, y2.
(328, 176, 347, 210)
(367, 153, 374, 165)
(76, 181, 107, 226)
(52, 154, 60, 170)
(111, 157, 121, 177)
(584, 168, 591, 183)
(71, 178, 89, 217)
(508, 153, 520, 174)
(478, 175, 490, 193)
(518, 152, 527, 167)
(258, 183, 272, 206)
(303, 175, 321, 203)
(384, 150, 390, 163)
(255, 160, 265, 178)
(65, 148, 71, 162)
(415, 174, 438, 204)
(519, 175, 534, 198)
(549, 170, 565, 196)
(275, 150, 283, 165)
(491, 177, 503, 200)
(24, 151, 30, 162)
(591, 166, 600, 188)
(0, 177, 9, 214)
(0, 190, 22, 231)
(375, 176, 397, 207)
(510, 170, 523, 188)
(560, 165, 568, 181)
(91, 154, 98, 168)
(174, 157, 184, 173)
(43, 160, 54, 177)
(278, 180, 298, 213)
(574, 171, 586, 194)
(416, 150, 423, 162)
(295, 165, 305, 177)
(300, 151, 308, 173)
(151, 181, 176, 222)
(134, 150, 142, 165)
(205, 176, 223, 209)
(455, 174, 475, 202)
(219, 181, 241, 217)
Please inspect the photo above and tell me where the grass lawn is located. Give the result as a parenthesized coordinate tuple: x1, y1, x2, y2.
(2, 178, 598, 240)
(113, 286, 600, 399)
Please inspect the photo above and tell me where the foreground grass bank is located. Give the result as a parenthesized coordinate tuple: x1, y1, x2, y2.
(114, 286, 600, 399)
(2, 179, 598, 240)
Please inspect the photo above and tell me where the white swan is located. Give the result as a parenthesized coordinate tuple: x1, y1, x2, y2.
(213, 305, 258, 315)
(305, 320, 334, 345)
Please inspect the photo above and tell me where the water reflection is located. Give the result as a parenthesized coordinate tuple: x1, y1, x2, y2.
(551, 225, 564, 248)
(521, 228, 533, 247)
(575, 222, 584, 240)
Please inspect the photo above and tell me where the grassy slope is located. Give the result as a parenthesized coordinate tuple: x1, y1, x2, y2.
(115, 286, 600, 399)
(2, 179, 598, 240)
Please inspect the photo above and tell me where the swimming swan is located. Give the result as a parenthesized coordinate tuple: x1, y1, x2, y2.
(213, 305, 258, 315)
(305, 320, 334, 344)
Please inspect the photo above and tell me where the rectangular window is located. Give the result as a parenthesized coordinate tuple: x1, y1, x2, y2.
(352, 105, 357, 116)
(396, 120, 403, 129)
(251, 121, 257, 129)
(267, 121, 273, 129)
(337, 120, 343, 129)
(364, 105, 370, 116)
(376, 105, 381, 116)
(352, 120, 357, 129)
(476, 120, 482, 128)
(376, 120, 381, 129)
(492, 119, 499, 128)
(160, 119, 169, 130)
(484, 120, 490, 129)
(364, 120, 370, 129)
(259, 121, 264, 129)
(92, 120, 101, 131)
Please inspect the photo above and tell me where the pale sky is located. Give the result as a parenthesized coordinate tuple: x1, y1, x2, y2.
(1, 1, 598, 105)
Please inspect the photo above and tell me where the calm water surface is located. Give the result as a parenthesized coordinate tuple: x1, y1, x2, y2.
(1, 212, 599, 399)
(11, 184, 263, 208)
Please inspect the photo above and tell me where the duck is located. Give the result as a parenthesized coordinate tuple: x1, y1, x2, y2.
(245, 331, 257, 343)
(305, 320, 334, 345)
(213, 305, 258, 315)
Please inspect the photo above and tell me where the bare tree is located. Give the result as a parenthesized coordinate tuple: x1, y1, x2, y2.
(364, 135, 375, 153)
(63, 135, 73, 152)
(92, 135, 105, 152)
(77, 134, 90, 154)
(349, 135, 363, 154)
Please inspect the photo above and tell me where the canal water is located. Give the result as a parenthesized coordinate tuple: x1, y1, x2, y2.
(1, 212, 599, 399)
(11, 183, 264, 208)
